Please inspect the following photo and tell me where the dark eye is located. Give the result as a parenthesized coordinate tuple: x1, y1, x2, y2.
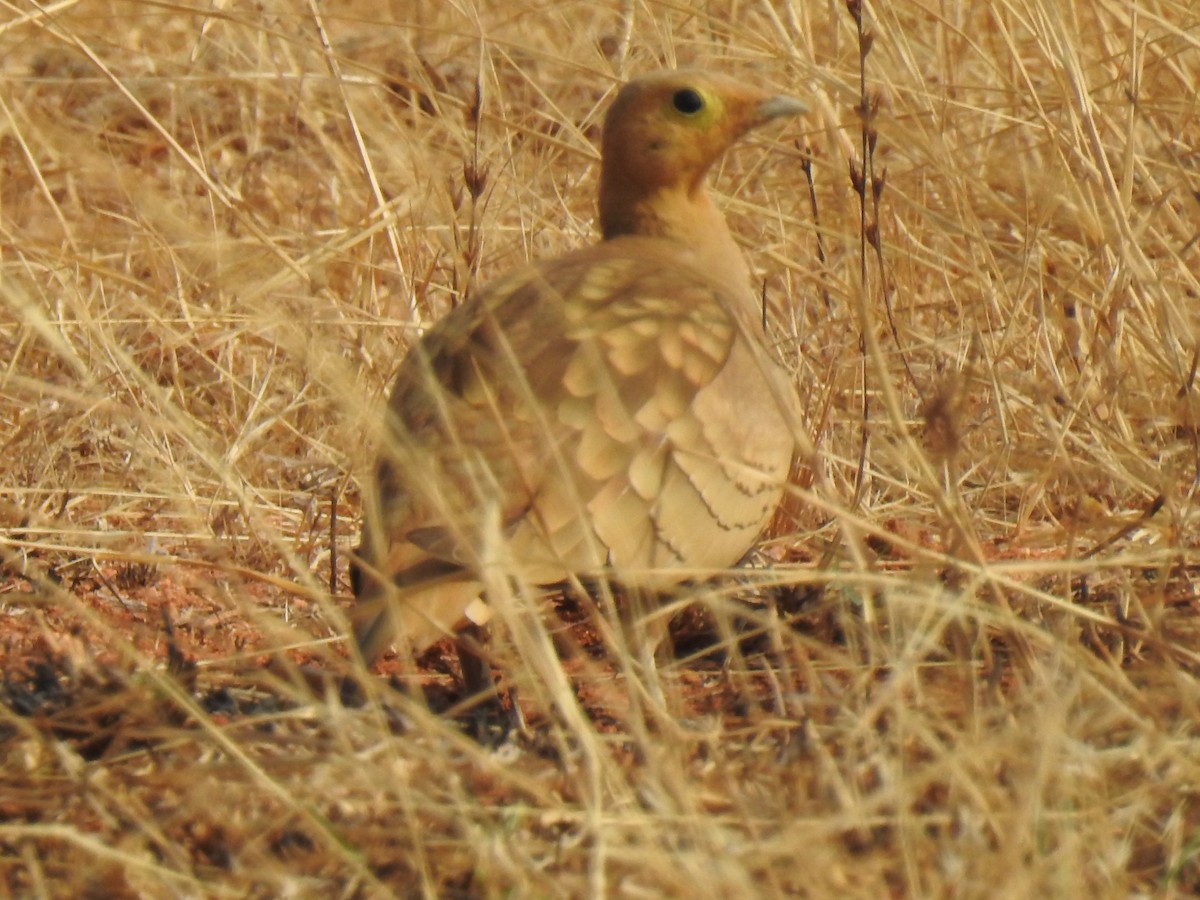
(672, 88, 704, 115)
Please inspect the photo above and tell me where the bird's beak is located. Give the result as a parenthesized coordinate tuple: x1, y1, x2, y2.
(756, 95, 808, 122)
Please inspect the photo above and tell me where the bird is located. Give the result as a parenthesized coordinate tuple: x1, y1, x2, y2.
(350, 69, 807, 685)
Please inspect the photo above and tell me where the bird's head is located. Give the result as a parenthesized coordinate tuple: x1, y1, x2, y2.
(598, 69, 807, 239)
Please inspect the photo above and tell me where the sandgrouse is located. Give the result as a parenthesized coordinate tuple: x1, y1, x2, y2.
(351, 69, 806, 670)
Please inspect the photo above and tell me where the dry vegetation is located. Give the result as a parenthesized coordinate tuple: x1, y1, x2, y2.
(2, 0, 1199, 896)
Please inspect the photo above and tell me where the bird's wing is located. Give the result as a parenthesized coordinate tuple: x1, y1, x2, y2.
(353, 238, 796, 655)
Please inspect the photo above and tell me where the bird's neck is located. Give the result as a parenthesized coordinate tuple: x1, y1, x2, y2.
(599, 185, 754, 302)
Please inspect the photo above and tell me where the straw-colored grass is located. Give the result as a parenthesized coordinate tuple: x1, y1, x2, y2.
(2, 0, 1199, 896)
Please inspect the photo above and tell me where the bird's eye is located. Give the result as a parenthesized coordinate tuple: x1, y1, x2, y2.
(672, 88, 705, 116)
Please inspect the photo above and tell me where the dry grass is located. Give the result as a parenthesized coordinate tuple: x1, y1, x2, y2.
(2, 0, 1199, 896)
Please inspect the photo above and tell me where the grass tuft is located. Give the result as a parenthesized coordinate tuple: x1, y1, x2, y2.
(2, 0, 1199, 895)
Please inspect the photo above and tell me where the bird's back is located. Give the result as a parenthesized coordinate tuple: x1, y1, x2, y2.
(353, 235, 796, 652)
